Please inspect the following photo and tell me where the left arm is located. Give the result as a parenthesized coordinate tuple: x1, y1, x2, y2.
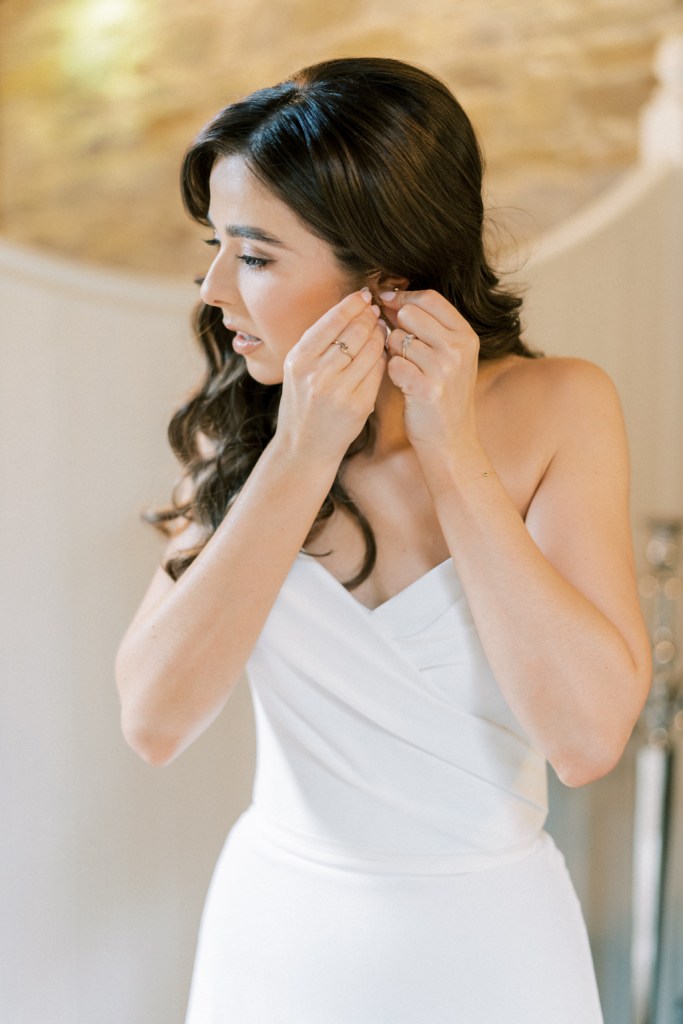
(380, 289, 652, 787)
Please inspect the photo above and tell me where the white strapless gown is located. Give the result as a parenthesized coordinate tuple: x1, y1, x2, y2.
(185, 553, 604, 1023)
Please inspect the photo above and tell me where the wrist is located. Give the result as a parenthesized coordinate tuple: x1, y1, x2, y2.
(417, 440, 495, 497)
(268, 431, 344, 479)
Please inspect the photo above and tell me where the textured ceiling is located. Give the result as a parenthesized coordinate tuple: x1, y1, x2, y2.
(1, 0, 682, 279)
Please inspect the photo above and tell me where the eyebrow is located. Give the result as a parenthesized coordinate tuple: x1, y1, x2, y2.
(228, 224, 288, 247)
(206, 216, 288, 248)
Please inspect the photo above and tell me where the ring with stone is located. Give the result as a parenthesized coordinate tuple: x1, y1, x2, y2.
(402, 333, 416, 360)
(331, 340, 354, 361)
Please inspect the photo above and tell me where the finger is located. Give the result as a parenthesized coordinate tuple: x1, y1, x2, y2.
(296, 288, 375, 356)
(378, 287, 464, 332)
(327, 304, 381, 355)
(386, 328, 433, 369)
(386, 353, 423, 396)
(342, 318, 388, 389)
(352, 328, 390, 409)
(387, 304, 453, 352)
(361, 353, 390, 414)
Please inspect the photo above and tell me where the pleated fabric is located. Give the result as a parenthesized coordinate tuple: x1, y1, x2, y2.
(185, 553, 604, 1023)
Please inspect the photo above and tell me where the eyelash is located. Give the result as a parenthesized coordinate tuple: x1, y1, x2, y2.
(203, 238, 271, 270)
(237, 254, 270, 270)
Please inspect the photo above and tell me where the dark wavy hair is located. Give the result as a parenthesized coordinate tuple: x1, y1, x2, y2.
(143, 56, 539, 585)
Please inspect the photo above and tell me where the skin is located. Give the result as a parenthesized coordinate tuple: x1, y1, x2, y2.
(200, 156, 386, 389)
(116, 154, 652, 783)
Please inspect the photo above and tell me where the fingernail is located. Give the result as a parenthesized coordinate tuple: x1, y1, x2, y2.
(360, 287, 372, 303)
(378, 290, 397, 302)
(371, 303, 381, 316)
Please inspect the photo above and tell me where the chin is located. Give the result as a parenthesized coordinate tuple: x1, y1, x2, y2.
(243, 363, 285, 387)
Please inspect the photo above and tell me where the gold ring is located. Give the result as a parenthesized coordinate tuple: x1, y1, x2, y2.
(331, 340, 353, 361)
(402, 333, 416, 360)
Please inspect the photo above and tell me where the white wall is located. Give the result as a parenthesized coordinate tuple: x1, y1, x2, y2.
(1, 163, 681, 1023)
(522, 160, 683, 530)
(0, 243, 256, 1024)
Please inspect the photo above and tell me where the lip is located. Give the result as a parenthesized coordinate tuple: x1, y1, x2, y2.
(223, 321, 261, 341)
(223, 321, 265, 357)
(232, 334, 264, 357)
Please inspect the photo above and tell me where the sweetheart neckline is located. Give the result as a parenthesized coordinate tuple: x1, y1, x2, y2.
(296, 552, 454, 614)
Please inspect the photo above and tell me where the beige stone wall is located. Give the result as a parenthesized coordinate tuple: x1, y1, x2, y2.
(2, 0, 683, 277)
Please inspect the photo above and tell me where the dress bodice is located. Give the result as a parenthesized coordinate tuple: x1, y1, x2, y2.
(244, 551, 548, 871)
(186, 555, 604, 1024)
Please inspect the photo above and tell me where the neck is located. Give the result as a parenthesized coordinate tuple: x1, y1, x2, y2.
(367, 366, 411, 460)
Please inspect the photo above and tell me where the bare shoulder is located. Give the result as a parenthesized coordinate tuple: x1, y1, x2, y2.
(482, 354, 623, 442)
(520, 356, 632, 540)
(484, 352, 617, 398)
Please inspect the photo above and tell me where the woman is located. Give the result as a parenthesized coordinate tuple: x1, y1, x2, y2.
(115, 57, 651, 1022)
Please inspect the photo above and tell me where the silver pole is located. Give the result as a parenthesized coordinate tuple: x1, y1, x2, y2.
(632, 518, 682, 1024)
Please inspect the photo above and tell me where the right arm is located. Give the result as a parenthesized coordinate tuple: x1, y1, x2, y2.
(115, 290, 386, 765)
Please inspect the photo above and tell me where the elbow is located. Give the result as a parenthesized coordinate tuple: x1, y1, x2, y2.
(551, 732, 628, 789)
(553, 660, 652, 788)
(554, 751, 620, 788)
(120, 709, 183, 766)
(116, 648, 183, 766)
(115, 647, 235, 766)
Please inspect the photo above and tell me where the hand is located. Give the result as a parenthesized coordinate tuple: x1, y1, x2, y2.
(379, 287, 481, 457)
(276, 289, 388, 465)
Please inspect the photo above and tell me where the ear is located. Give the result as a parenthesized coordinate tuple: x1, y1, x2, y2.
(366, 270, 410, 298)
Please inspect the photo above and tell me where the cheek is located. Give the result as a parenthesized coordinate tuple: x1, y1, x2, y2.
(289, 274, 354, 327)
(240, 277, 288, 329)
(263, 278, 346, 341)
(247, 264, 357, 347)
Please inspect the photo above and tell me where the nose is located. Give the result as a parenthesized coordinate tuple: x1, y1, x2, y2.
(200, 249, 237, 309)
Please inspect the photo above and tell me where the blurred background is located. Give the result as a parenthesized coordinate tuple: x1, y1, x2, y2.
(2, 0, 681, 270)
(2, 1, 683, 1022)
